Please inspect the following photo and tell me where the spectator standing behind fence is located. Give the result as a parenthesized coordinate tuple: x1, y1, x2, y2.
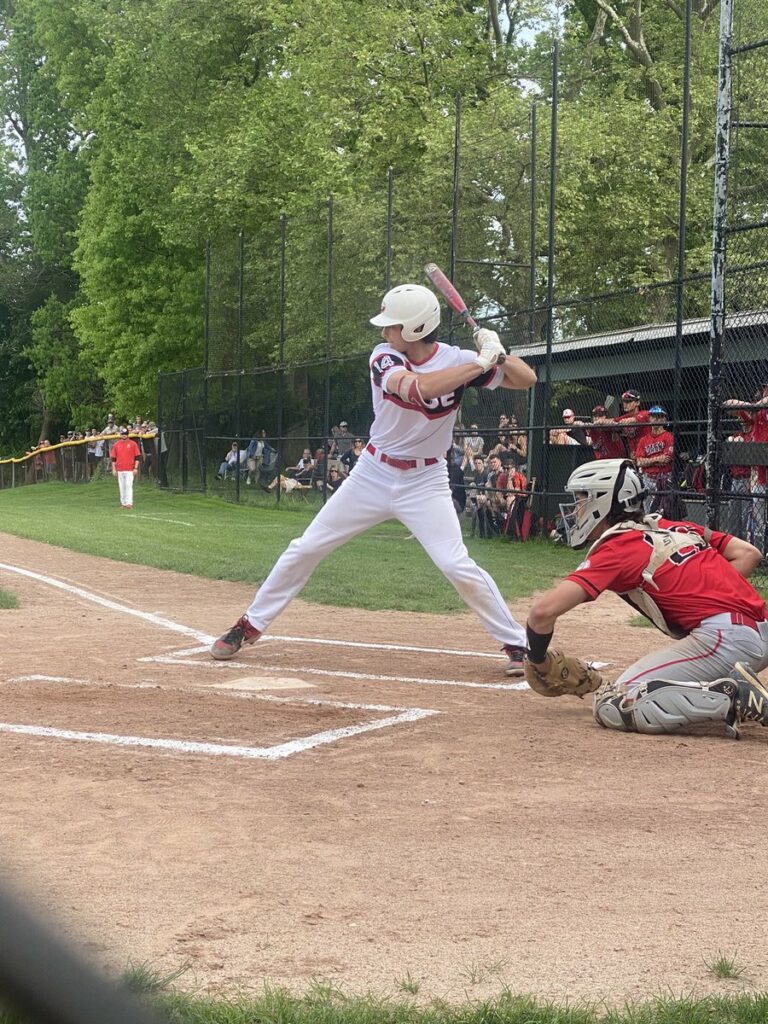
(611, 389, 651, 458)
(245, 431, 265, 486)
(111, 427, 141, 508)
(334, 421, 354, 459)
(635, 406, 674, 513)
(211, 281, 535, 676)
(590, 405, 626, 460)
(463, 423, 484, 465)
(724, 386, 768, 547)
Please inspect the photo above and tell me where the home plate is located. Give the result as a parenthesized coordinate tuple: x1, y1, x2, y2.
(212, 675, 316, 692)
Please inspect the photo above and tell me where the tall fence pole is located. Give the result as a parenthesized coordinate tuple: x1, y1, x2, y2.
(707, 0, 734, 530)
(386, 166, 394, 290)
(323, 194, 334, 503)
(448, 92, 461, 344)
(235, 228, 244, 502)
(542, 39, 559, 515)
(276, 213, 287, 505)
(672, 0, 692, 434)
(201, 239, 210, 491)
(529, 101, 538, 349)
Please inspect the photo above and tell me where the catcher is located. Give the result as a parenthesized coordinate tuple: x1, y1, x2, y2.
(524, 458, 768, 739)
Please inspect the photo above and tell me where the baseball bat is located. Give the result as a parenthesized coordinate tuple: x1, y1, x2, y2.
(424, 263, 506, 364)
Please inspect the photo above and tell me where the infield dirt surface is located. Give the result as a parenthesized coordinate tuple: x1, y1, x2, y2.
(1, 532, 766, 1006)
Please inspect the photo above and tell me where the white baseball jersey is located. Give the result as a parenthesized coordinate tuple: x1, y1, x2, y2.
(369, 343, 503, 459)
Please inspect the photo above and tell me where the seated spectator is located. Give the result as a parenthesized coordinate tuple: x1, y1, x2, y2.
(292, 448, 315, 484)
(268, 472, 310, 494)
(500, 466, 529, 540)
(473, 453, 506, 538)
(317, 465, 344, 495)
(561, 409, 590, 446)
(216, 442, 243, 480)
(340, 437, 364, 475)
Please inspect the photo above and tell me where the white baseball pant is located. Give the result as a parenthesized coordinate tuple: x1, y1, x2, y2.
(245, 451, 527, 647)
(117, 471, 135, 507)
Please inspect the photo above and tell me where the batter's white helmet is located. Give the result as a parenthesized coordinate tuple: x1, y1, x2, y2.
(370, 284, 441, 343)
(560, 458, 645, 549)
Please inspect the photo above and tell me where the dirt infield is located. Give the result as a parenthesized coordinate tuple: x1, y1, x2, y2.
(0, 532, 766, 1006)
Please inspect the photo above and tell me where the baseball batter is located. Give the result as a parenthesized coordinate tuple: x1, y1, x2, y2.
(212, 283, 536, 674)
(521, 458, 768, 739)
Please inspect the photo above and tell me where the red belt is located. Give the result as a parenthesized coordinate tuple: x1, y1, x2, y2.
(366, 443, 439, 470)
(730, 611, 768, 633)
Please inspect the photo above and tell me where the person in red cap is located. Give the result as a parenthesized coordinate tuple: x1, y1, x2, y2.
(590, 405, 626, 460)
(611, 389, 651, 458)
(110, 427, 141, 509)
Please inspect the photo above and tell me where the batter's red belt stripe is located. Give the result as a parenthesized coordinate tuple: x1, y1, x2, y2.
(730, 611, 768, 633)
(366, 443, 439, 470)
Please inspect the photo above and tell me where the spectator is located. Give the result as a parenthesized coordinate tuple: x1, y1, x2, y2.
(635, 405, 674, 512)
(268, 472, 309, 494)
(463, 424, 485, 463)
(449, 433, 465, 469)
(474, 453, 506, 538)
(340, 437, 364, 475)
(466, 455, 487, 511)
(506, 415, 527, 468)
(245, 431, 265, 486)
(216, 442, 242, 481)
(724, 423, 751, 539)
(611, 389, 651, 458)
(723, 385, 768, 546)
(334, 421, 354, 458)
(292, 448, 315, 484)
(501, 465, 529, 540)
(317, 465, 344, 495)
(590, 405, 626, 460)
(447, 446, 466, 515)
(561, 409, 590, 446)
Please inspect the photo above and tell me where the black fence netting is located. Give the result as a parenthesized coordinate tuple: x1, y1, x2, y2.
(148, 3, 768, 572)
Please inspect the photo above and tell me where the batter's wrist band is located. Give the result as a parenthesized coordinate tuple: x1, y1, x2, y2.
(526, 623, 553, 663)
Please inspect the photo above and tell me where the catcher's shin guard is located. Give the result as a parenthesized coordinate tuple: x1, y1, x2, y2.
(593, 678, 737, 735)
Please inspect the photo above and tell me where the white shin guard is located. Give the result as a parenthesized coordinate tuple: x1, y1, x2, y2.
(594, 678, 736, 735)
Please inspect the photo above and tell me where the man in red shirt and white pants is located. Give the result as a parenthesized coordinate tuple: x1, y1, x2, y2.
(111, 427, 142, 509)
(522, 459, 768, 739)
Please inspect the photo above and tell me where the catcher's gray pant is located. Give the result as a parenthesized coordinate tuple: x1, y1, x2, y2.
(244, 451, 527, 648)
(594, 612, 768, 733)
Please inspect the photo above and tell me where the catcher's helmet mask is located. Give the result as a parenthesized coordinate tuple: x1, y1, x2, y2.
(560, 458, 646, 549)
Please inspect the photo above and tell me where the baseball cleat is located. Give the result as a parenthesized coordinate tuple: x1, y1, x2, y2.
(503, 645, 528, 677)
(728, 663, 768, 737)
(211, 615, 261, 660)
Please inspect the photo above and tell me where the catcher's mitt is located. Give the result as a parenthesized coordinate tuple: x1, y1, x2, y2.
(524, 649, 603, 698)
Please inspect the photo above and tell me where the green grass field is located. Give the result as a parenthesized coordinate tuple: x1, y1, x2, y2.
(0, 480, 580, 611)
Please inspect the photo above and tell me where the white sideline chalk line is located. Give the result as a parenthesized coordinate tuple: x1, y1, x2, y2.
(9, 675, 86, 684)
(0, 562, 214, 644)
(140, 654, 530, 691)
(0, 707, 438, 761)
(124, 515, 194, 527)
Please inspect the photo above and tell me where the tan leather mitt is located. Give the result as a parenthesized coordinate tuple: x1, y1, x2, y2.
(524, 649, 603, 698)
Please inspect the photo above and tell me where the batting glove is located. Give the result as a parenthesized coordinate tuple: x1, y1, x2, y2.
(475, 336, 506, 372)
(474, 328, 501, 349)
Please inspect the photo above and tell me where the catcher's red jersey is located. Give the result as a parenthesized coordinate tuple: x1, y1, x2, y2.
(566, 519, 767, 634)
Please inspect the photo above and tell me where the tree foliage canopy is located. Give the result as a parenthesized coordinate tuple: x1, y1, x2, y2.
(0, 0, 754, 448)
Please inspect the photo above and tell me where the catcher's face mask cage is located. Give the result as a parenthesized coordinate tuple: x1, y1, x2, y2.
(560, 459, 645, 548)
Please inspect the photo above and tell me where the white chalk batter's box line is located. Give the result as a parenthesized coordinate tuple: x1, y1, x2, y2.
(0, 677, 439, 761)
(140, 652, 530, 691)
(0, 559, 533, 692)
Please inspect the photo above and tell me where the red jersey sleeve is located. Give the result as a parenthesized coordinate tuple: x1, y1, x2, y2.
(565, 534, 649, 600)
